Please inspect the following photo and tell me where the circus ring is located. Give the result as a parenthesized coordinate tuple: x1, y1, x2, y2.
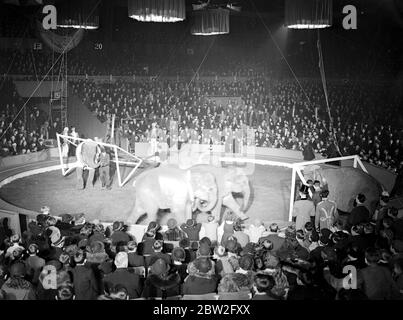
(0, 144, 400, 239)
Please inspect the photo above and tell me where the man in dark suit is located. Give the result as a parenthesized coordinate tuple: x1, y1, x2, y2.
(103, 252, 142, 299)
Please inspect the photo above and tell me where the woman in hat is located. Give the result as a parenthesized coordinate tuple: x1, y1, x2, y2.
(1, 262, 36, 300)
(142, 258, 181, 299)
(182, 257, 218, 295)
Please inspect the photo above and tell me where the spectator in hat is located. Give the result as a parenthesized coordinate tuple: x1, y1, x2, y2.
(293, 187, 315, 231)
(171, 247, 188, 282)
(277, 225, 309, 262)
(146, 240, 171, 267)
(182, 257, 218, 295)
(347, 194, 370, 228)
(98, 284, 129, 300)
(233, 220, 250, 248)
(71, 250, 100, 300)
(164, 218, 186, 242)
(180, 219, 202, 243)
(258, 224, 285, 253)
(55, 283, 75, 300)
(142, 258, 181, 299)
(5, 234, 25, 260)
(1, 262, 36, 300)
(127, 241, 145, 267)
(179, 238, 196, 263)
(236, 255, 255, 280)
(214, 245, 238, 277)
(252, 273, 278, 300)
(111, 221, 131, 246)
(25, 243, 45, 285)
(88, 223, 106, 245)
(357, 248, 400, 300)
(103, 252, 142, 299)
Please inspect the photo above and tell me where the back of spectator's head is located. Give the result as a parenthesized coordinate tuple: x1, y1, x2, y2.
(194, 257, 213, 274)
(172, 247, 186, 262)
(253, 273, 275, 293)
(239, 255, 254, 271)
(365, 248, 380, 265)
(356, 193, 366, 204)
(296, 230, 305, 240)
(109, 284, 128, 300)
(269, 223, 279, 232)
(225, 239, 238, 253)
(197, 242, 211, 257)
(10, 262, 26, 278)
(304, 222, 313, 232)
(179, 238, 190, 249)
(285, 225, 297, 239)
(320, 190, 330, 198)
(114, 252, 128, 269)
(127, 240, 137, 252)
(199, 237, 212, 248)
(112, 221, 124, 232)
(56, 284, 74, 300)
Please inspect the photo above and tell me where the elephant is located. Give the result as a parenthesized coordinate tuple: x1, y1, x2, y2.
(75, 140, 102, 189)
(313, 167, 383, 215)
(127, 165, 218, 225)
(189, 164, 251, 222)
(127, 164, 251, 225)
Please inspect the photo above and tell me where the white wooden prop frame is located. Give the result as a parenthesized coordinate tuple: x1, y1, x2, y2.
(56, 133, 143, 187)
(220, 154, 368, 222)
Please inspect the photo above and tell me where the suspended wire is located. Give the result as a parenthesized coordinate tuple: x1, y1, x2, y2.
(164, 35, 216, 118)
(247, 0, 315, 111)
(0, 0, 102, 142)
(316, 30, 341, 154)
(186, 36, 216, 90)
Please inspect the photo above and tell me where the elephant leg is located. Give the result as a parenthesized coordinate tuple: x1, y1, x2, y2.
(222, 194, 248, 220)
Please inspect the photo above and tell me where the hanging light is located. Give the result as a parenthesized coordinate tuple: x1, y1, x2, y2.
(285, 0, 333, 29)
(57, 0, 99, 30)
(191, 8, 230, 36)
(128, 0, 186, 23)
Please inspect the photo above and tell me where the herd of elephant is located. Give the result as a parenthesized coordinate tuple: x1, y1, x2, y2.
(126, 163, 384, 226)
(75, 140, 384, 225)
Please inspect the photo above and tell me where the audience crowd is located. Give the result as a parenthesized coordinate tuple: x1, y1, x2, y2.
(71, 77, 403, 172)
(0, 185, 403, 300)
(0, 78, 54, 157)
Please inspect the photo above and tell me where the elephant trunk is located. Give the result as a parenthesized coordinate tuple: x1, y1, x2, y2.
(195, 189, 218, 213)
(241, 182, 250, 211)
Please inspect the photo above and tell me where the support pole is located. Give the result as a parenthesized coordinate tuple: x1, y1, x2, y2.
(289, 167, 296, 222)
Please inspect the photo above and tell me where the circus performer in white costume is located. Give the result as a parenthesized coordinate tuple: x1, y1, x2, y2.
(61, 127, 69, 158)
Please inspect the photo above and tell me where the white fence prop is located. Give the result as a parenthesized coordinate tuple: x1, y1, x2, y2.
(56, 133, 142, 187)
